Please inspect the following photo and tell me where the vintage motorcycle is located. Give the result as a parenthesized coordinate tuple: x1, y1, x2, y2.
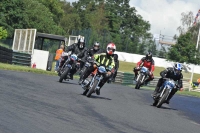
(153, 78, 177, 108)
(58, 54, 80, 82)
(135, 66, 150, 89)
(78, 56, 93, 84)
(82, 64, 109, 97)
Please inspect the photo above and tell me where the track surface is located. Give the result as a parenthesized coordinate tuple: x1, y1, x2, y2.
(0, 70, 200, 133)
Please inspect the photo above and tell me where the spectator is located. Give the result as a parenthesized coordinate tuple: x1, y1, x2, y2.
(54, 44, 64, 72)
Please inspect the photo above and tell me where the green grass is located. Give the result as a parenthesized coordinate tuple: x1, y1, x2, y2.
(118, 61, 200, 82)
(0, 43, 10, 49)
(0, 61, 200, 98)
(0, 63, 58, 76)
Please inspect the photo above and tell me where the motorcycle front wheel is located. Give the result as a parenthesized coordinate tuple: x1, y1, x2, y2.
(87, 80, 99, 98)
(135, 75, 143, 89)
(156, 89, 170, 108)
(59, 67, 70, 82)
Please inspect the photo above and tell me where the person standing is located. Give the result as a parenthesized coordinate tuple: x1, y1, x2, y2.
(54, 44, 64, 72)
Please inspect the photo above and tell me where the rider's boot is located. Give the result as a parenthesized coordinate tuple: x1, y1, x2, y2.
(151, 86, 160, 98)
(96, 81, 105, 95)
(165, 89, 177, 104)
(134, 73, 138, 81)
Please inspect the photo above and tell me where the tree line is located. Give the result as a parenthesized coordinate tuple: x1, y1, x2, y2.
(0, 0, 199, 64)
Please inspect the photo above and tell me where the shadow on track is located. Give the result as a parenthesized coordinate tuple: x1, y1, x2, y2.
(80, 94, 112, 100)
(150, 105, 178, 111)
(56, 81, 80, 85)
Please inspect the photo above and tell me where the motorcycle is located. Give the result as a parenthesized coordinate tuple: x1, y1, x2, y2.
(153, 78, 176, 108)
(82, 64, 108, 97)
(135, 66, 149, 89)
(59, 54, 80, 82)
(78, 56, 93, 84)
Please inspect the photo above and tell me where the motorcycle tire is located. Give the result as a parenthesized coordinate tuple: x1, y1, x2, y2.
(83, 89, 89, 96)
(153, 100, 158, 106)
(59, 67, 70, 83)
(79, 67, 87, 80)
(135, 75, 142, 89)
(87, 80, 99, 98)
(156, 89, 170, 108)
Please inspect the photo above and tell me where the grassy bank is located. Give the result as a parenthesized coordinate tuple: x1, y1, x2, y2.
(118, 61, 200, 82)
(0, 63, 58, 76)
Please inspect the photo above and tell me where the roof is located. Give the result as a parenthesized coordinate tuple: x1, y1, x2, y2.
(159, 40, 176, 45)
(36, 32, 67, 42)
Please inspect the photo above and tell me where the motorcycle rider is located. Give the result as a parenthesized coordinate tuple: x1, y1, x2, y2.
(78, 41, 105, 84)
(133, 51, 155, 84)
(152, 63, 183, 104)
(88, 42, 105, 57)
(108, 53, 119, 83)
(81, 42, 116, 95)
(58, 35, 88, 80)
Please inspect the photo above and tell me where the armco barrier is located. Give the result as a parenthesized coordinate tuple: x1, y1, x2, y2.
(0, 45, 13, 64)
(12, 51, 31, 66)
(114, 71, 191, 90)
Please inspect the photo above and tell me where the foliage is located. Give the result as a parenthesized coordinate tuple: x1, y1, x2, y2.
(0, 0, 152, 54)
(0, 27, 8, 39)
(167, 32, 200, 64)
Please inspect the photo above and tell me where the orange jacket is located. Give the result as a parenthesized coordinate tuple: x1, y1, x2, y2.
(55, 49, 64, 60)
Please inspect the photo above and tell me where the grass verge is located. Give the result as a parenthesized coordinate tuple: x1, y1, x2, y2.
(0, 62, 200, 98)
(0, 63, 58, 76)
(128, 85, 200, 98)
(118, 61, 200, 82)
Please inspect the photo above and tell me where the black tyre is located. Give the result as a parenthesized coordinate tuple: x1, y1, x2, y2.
(87, 80, 98, 97)
(153, 100, 158, 106)
(79, 67, 87, 80)
(135, 75, 142, 89)
(156, 89, 170, 108)
(83, 89, 89, 96)
(59, 67, 70, 83)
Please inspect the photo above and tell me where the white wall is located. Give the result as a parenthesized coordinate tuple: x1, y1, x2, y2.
(31, 49, 49, 70)
(115, 51, 200, 74)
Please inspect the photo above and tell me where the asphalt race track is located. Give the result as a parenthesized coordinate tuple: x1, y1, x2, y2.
(0, 70, 200, 133)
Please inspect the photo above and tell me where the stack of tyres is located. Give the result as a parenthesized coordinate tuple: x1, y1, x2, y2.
(0, 46, 13, 64)
(122, 72, 135, 85)
(12, 52, 31, 66)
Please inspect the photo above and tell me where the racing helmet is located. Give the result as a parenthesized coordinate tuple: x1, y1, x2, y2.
(106, 42, 116, 55)
(93, 42, 100, 51)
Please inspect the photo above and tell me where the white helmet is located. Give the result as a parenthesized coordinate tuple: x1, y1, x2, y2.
(106, 42, 116, 55)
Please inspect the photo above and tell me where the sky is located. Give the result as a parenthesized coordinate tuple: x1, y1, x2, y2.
(67, 0, 199, 38)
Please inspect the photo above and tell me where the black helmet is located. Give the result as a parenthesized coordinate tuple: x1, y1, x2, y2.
(93, 42, 100, 51)
(77, 35, 85, 49)
(146, 51, 152, 62)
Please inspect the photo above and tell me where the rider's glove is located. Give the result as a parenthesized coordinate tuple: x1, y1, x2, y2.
(179, 88, 184, 91)
(111, 68, 115, 73)
(149, 71, 153, 75)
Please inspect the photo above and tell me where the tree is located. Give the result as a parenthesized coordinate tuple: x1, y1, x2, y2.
(0, 0, 65, 37)
(0, 27, 8, 39)
(167, 32, 200, 64)
(177, 11, 194, 35)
